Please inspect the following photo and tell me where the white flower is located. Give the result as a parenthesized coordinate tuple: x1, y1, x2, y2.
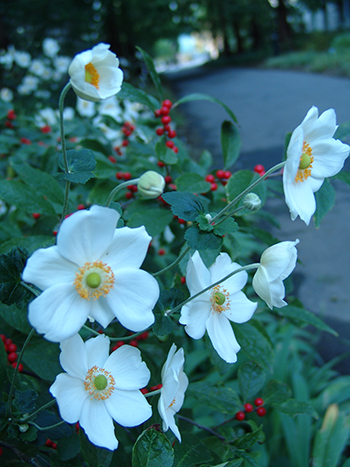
(29, 59, 46, 76)
(22, 205, 159, 342)
(43, 38, 60, 57)
(98, 95, 123, 120)
(68, 43, 123, 102)
(179, 252, 257, 363)
(77, 97, 96, 117)
(14, 50, 31, 68)
(252, 240, 299, 309)
(50, 333, 152, 450)
(22, 75, 39, 91)
(0, 88, 13, 102)
(54, 55, 71, 74)
(0, 51, 13, 69)
(63, 107, 75, 121)
(283, 106, 350, 225)
(138, 171, 165, 199)
(35, 107, 58, 127)
(158, 344, 188, 442)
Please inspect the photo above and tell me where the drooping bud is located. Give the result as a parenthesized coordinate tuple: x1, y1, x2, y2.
(138, 171, 165, 199)
(243, 193, 261, 211)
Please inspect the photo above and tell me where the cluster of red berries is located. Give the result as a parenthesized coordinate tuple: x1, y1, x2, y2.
(20, 137, 31, 145)
(5, 109, 16, 129)
(154, 100, 178, 155)
(235, 397, 266, 421)
(1, 334, 23, 372)
(45, 439, 57, 449)
(141, 383, 163, 395)
(112, 121, 135, 158)
(111, 331, 149, 352)
(205, 169, 232, 191)
(254, 164, 266, 176)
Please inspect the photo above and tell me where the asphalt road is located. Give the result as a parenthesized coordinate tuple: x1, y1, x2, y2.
(167, 66, 350, 369)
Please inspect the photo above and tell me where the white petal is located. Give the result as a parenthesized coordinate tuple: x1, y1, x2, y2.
(222, 291, 257, 324)
(28, 284, 89, 342)
(158, 394, 170, 431)
(104, 345, 150, 390)
(57, 205, 120, 264)
(186, 251, 211, 294)
(88, 297, 116, 328)
(161, 343, 177, 378)
(80, 398, 118, 450)
(85, 334, 110, 369)
(206, 312, 241, 363)
(166, 410, 182, 442)
(311, 139, 349, 179)
(106, 269, 158, 332)
(285, 126, 304, 183)
(268, 278, 288, 308)
(260, 241, 298, 282)
(179, 297, 210, 339)
(211, 260, 248, 295)
(100, 226, 151, 271)
(303, 108, 337, 141)
(105, 389, 152, 427)
(59, 334, 88, 379)
(22, 246, 77, 291)
(50, 373, 88, 423)
(283, 177, 316, 225)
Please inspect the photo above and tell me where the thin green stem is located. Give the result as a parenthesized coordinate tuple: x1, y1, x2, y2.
(144, 388, 162, 397)
(8, 328, 36, 418)
(211, 161, 286, 226)
(58, 82, 72, 222)
(28, 420, 65, 431)
(167, 263, 260, 316)
(82, 325, 146, 342)
(152, 246, 191, 277)
(20, 281, 41, 297)
(177, 415, 226, 441)
(19, 400, 56, 423)
(105, 178, 140, 207)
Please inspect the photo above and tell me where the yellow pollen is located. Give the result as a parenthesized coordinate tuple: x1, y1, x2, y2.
(84, 365, 115, 401)
(210, 285, 230, 313)
(295, 141, 314, 183)
(85, 62, 100, 89)
(169, 397, 176, 408)
(74, 260, 114, 300)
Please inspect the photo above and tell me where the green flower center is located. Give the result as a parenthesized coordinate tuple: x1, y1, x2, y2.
(299, 152, 311, 170)
(86, 272, 102, 289)
(210, 286, 230, 313)
(213, 292, 226, 306)
(94, 374, 108, 391)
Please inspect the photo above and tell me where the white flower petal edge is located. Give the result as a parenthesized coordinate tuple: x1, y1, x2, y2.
(50, 334, 151, 451)
(283, 106, 350, 225)
(158, 344, 188, 442)
(179, 252, 257, 363)
(68, 43, 123, 102)
(252, 240, 299, 309)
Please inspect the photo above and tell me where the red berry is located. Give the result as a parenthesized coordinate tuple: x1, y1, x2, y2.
(163, 124, 171, 132)
(172, 146, 179, 153)
(164, 175, 172, 184)
(165, 140, 174, 149)
(7, 109, 16, 120)
(169, 183, 177, 190)
(116, 172, 124, 180)
(161, 115, 171, 125)
(235, 411, 246, 421)
(122, 128, 131, 137)
(77, 204, 85, 211)
(130, 339, 138, 347)
(256, 407, 266, 417)
(137, 331, 149, 341)
(0, 446, 2, 455)
(156, 383, 163, 389)
(160, 106, 170, 116)
(205, 174, 215, 183)
(40, 125, 52, 134)
(180, 276, 186, 284)
(162, 99, 172, 108)
(0, 334, 6, 343)
(12, 362, 23, 372)
(141, 388, 148, 394)
(168, 129, 177, 138)
(5, 120, 14, 128)
(125, 191, 133, 200)
(254, 397, 264, 407)
(224, 170, 232, 179)
(210, 182, 218, 191)
(254, 164, 265, 174)
(216, 169, 225, 179)
(45, 439, 53, 447)
(158, 248, 165, 255)
(8, 352, 18, 363)
(244, 403, 254, 412)
(108, 155, 117, 163)
(53, 230, 58, 236)
(156, 127, 164, 136)
(7, 343, 17, 353)
(177, 217, 186, 225)
(5, 338, 12, 346)
(122, 139, 129, 147)
(111, 341, 124, 351)
(20, 137, 31, 145)
(32, 213, 41, 220)
(154, 109, 162, 118)
(157, 161, 165, 167)
(123, 172, 131, 180)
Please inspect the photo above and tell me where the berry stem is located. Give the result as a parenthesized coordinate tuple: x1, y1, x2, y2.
(177, 415, 226, 441)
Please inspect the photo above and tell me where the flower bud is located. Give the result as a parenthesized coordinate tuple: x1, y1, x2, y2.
(138, 171, 165, 199)
(243, 193, 261, 211)
(18, 424, 29, 433)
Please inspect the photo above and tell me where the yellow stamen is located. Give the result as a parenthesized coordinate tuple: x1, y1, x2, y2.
(295, 141, 314, 182)
(84, 365, 115, 400)
(210, 285, 230, 313)
(169, 397, 176, 408)
(74, 260, 114, 300)
(85, 62, 100, 89)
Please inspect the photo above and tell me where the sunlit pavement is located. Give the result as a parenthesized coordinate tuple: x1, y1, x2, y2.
(168, 67, 350, 369)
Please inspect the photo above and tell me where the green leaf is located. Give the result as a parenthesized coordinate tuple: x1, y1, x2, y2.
(79, 428, 113, 467)
(57, 149, 96, 184)
(221, 121, 241, 169)
(153, 289, 183, 337)
(153, 312, 173, 337)
(0, 235, 55, 255)
(274, 305, 338, 336)
(0, 179, 56, 215)
(238, 362, 266, 400)
(334, 120, 350, 140)
(80, 138, 111, 157)
(14, 389, 37, 413)
(127, 203, 173, 237)
(176, 173, 211, 193)
(185, 226, 223, 251)
(132, 428, 174, 467)
(173, 433, 213, 467)
(0, 247, 32, 307)
(162, 192, 209, 221)
(188, 381, 241, 414)
(118, 82, 160, 112)
(22, 339, 62, 381)
(264, 380, 291, 405)
(233, 425, 263, 450)
(226, 170, 267, 211)
(213, 217, 238, 236)
(174, 93, 237, 123)
(333, 170, 350, 187)
(0, 303, 32, 333)
(272, 398, 318, 418)
(136, 46, 163, 100)
(163, 148, 179, 165)
(196, 214, 214, 232)
(35, 411, 72, 439)
(233, 321, 274, 372)
(57, 433, 81, 461)
(314, 178, 336, 228)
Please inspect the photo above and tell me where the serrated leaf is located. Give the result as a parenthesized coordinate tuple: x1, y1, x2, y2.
(274, 305, 337, 336)
(271, 398, 318, 418)
(136, 46, 163, 100)
(153, 312, 173, 337)
(132, 428, 174, 467)
(176, 173, 211, 193)
(196, 214, 214, 232)
(57, 149, 96, 184)
(173, 433, 213, 467)
(314, 178, 336, 228)
(185, 226, 223, 251)
(0, 247, 31, 307)
(221, 120, 241, 169)
(162, 192, 208, 221)
(213, 217, 238, 236)
(118, 82, 160, 112)
(173, 93, 237, 123)
(188, 381, 241, 414)
(238, 362, 266, 400)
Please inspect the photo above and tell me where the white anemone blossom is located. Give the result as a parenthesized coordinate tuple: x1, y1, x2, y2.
(179, 252, 257, 363)
(252, 240, 299, 309)
(158, 344, 188, 442)
(68, 43, 123, 102)
(283, 106, 350, 225)
(50, 333, 152, 450)
(22, 205, 159, 342)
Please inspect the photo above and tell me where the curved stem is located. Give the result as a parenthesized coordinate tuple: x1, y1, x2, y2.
(28, 420, 66, 431)
(82, 325, 146, 342)
(152, 246, 190, 277)
(105, 178, 140, 207)
(167, 263, 260, 316)
(58, 82, 72, 222)
(19, 400, 56, 423)
(177, 415, 226, 441)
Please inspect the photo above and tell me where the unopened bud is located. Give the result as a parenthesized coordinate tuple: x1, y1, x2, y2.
(243, 193, 261, 211)
(138, 171, 165, 199)
(19, 424, 29, 433)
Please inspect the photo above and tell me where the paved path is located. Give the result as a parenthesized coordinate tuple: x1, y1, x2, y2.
(168, 67, 350, 366)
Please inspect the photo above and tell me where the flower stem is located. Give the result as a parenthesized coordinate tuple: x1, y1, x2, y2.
(167, 263, 260, 316)
(82, 325, 146, 342)
(28, 420, 66, 431)
(144, 389, 162, 397)
(105, 178, 140, 207)
(177, 415, 226, 441)
(19, 400, 57, 423)
(152, 246, 191, 277)
(58, 82, 72, 222)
